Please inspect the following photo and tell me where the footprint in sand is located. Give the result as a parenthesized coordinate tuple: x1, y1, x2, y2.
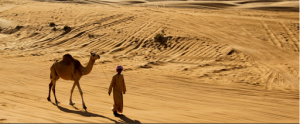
(0, 119, 6, 121)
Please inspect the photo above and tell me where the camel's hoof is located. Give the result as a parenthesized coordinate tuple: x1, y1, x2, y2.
(47, 97, 51, 101)
(83, 106, 87, 110)
(55, 101, 60, 105)
(69, 102, 75, 106)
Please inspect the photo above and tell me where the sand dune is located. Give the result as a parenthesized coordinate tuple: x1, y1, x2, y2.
(0, 0, 298, 123)
(31, 0, 299, 12)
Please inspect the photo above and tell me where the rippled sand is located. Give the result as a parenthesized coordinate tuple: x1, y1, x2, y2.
(0, 0, 298, 123)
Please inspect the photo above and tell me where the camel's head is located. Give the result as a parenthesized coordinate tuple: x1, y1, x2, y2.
(90, 52, 100, 60)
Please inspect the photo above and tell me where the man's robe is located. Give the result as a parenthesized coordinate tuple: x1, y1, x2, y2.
(108, 74, 126, 113)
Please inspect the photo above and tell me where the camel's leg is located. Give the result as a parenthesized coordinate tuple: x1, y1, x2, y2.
(69, 82, 76, 105)
(47, 81, 53, 101)
(76, 81, 87, 110)
(52, 80, 59, 105)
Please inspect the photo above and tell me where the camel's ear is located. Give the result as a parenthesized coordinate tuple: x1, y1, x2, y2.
(90, 52, 95, 56)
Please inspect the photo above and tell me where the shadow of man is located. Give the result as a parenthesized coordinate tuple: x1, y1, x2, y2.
(56, 105, 118, 123)
(116, 115, 141, 124)
(51, 101, 141, 123)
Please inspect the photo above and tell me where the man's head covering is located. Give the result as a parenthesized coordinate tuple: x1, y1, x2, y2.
(116, 65, 123, 70)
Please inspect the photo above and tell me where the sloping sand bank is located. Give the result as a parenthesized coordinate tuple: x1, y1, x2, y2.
(0, 0, 298, 123)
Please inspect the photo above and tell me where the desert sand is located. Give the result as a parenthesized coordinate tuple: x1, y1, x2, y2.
(0, 0, 299, 123)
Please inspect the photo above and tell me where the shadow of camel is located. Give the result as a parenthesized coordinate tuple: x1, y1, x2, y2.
(56, 105, 118, 123)
(51, 101, 141, 123)
(116, 115, 141, 124)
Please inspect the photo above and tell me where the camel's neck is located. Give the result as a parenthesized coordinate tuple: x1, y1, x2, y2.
(82, 57, 95, 75)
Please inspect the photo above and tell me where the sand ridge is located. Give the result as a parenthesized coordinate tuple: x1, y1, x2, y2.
(0, 0, 298, 123)
(32, 0, 300, 12)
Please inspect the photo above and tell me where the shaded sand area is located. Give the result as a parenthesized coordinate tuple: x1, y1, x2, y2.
(0, 0, 299, 123)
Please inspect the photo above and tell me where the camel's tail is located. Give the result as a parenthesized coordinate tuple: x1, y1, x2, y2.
(50, 61, 58, 80)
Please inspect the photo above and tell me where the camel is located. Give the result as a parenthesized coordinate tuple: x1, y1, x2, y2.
(47, 52, 100, 110)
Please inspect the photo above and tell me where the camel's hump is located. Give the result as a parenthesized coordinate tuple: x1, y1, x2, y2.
(62, 54, 74, 60)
